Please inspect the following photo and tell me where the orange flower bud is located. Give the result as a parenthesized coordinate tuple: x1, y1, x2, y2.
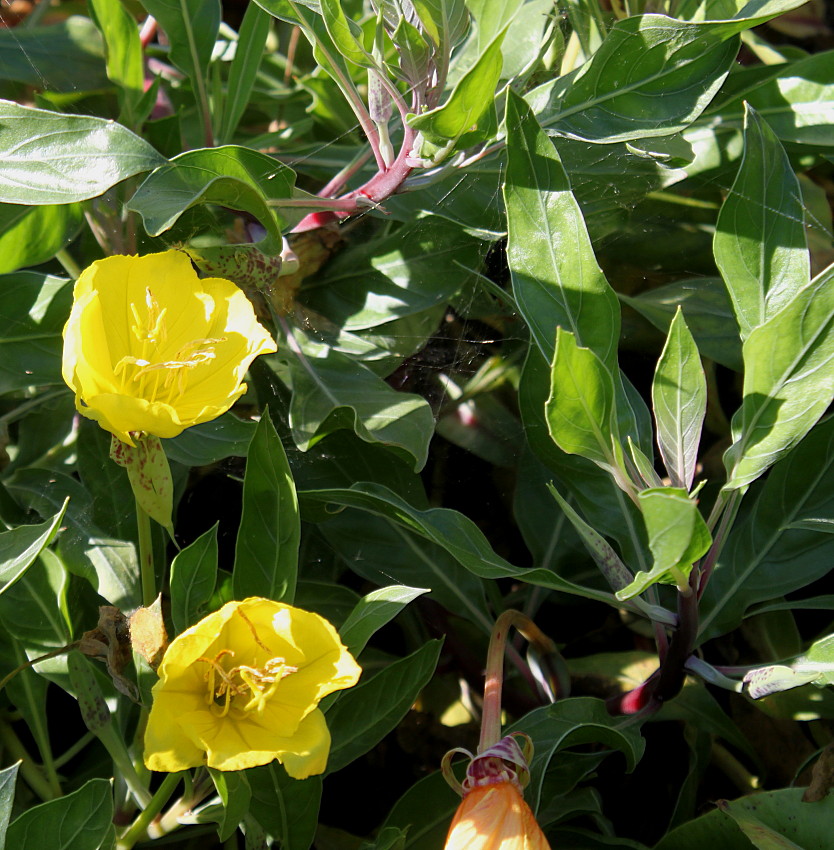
(444, 779, 552, 850)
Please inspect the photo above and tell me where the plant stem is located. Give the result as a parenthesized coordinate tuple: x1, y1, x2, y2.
(116, 772, 183, 850)
(0, 720, 61, 800)
(55, 249, 82, 279)
(136, 502, 156, 607)
(479, 610, 556, 752)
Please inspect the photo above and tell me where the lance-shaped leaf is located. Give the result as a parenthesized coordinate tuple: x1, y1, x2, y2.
(0, 100, 164, 205)
(233, 414, 299, 603)
(724, 261, 834, 490)
(616, 487, 711, 600)
(139, 0, 220, 105)
(652, 308, 706, 490)
(702, 415, 834, 640)
(0, 505, 66, 597)
(532, 8, 807, 145)
(714, 104, 809, 340)
(546, 328, 620, 471)
(504, 90, 620, 369)
(339, 585, 429, 658)
(408, 29, 506, 155)
(0, 204, 84, 276)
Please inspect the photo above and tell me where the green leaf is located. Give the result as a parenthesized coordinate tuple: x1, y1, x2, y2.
(545, 328, 619, 470)
(408, 30, 506, 155)
(718, 51, 834, 149)
(248, 765, 321, 850)
(504, 90, 620, 368)
(216, 3, 273, 145)
(7, 779, 114, 850)
(128, 146, 299, 251)
(339, 585, 429, 658)
(139, 0, 220, 102)
(0, 763, 18, 850)
(0, 272, 72, 392)
(171, 524, 218, 634)
(714, 104, 809, 340)
(547, 483, 635, 594)
(511, 698, 646, 811)
(284, 336, 434, 472)
(701, 415, 834, 640)
(0, 100, 164, 205)
(382, 770, 457, 850)
(652, 308, 706, 490)
(0, 204, 84, 275)
(622, 278, 743, 372)
(316, 509, 492, 630)
(617, 487, 712, 599)
(209, 769, 252, 843)
(300, 483, 629, 609)
(532, 13, 798, 144)
(0, 17, 107, 92)
(8, 468, 139, 610)
(233, 414, 299, 603)
(412, 0, 470, 53)
(0, 505, 66, 597)
(320, 0, 374, 68)
(88, 0, 145, 127)
(326, 638, 442, 772)
(657, 788, 834, 850)
(300, 217, 483, 330)
(163, 413, 257, 466)
(724, 261, 834, 490)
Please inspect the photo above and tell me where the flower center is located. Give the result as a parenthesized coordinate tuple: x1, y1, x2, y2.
(195, 609, 297, 717)
(113, 288, 224, 404)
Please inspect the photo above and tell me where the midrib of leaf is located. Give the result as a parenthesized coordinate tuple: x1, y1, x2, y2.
(176, 0, 212, 139)
(515, 140, 583, 345)
(700, 445, 834, 636)
(547, 28, 736, 127)
(394, 525, 493, 633)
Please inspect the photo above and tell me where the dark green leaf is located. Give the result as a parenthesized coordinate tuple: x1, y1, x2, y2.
(701, 415, 834, 639)
(0, 273, 72, 393)
(6, 778, 114, 850)
(0, 18, 107, 92)
(210, 769, 252, 843)
(284, 337, 434, 472)
(0, 100, 164, 204)
(233, 414, 299, 603)
(163, 413, 257, 466)
(326, 638, 442, 772)
(171, 524, 218, 634)
(248, 764, 321, 850)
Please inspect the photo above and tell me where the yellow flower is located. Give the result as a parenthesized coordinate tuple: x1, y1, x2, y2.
(445, 779, 552, 850)
(143, 597, 361, 777)
(62, 251, 276, 446)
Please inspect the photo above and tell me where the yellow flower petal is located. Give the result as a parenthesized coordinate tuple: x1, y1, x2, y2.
(62, 251, 276, 444)
(445, 781, 552, 850)
(144, 598, 361, 776)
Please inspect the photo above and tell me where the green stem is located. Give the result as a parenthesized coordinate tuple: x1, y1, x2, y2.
(136, 502, 156, 607)
(97, 723, 153, 808)
(0, 721, 61, 800)
(55, 249, 83, 279)
(116, 772, 183, 850)
(53, 731, 96, 769)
